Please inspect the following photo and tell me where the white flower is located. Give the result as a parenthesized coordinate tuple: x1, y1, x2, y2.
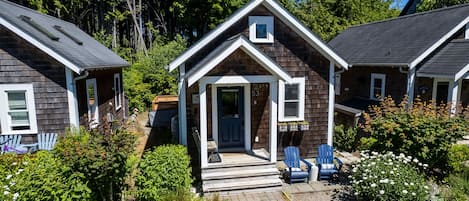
(363, 176, 368, 180)
(372, 151, 378, 156)
(412, 192, 416, 196)
(390, 171, 394, 174)
(354, 192, 359, 196)
(13, 192, 19, 201)
(12, 162, 17, 166)
(9, 181, 15, 186)
(348, 175, 352, 179)
(380, 179, 389, 183)
(379, 190, 385, 195)
(371, 183, 377, 188)
(418, 162, 422, 166)
(424, 186, 429, 189)
(371, 162, 376, 165)
(4, 191, 9, 195)
(6, 175, 12, 180)
(380, 171, 385, 174)
(390, 181, 395, 185)
(404, 182, 409, 186)
(402, 190, 408, 194)
(22, 162, 28, 165)
(423, 164, 428, 168)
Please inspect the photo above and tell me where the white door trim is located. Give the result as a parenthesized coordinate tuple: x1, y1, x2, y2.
(85, 78, 99, 128)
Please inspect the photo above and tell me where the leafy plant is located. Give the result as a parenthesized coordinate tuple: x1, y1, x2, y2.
(442, 167, 469, 200)
(54, 127, 136, 201)
(135, 145, 193, 201)
(448, 144, 469, 173)
(351, 151, 429, 201)
(334, 124, 358, 152)
(362, 96, 469, 177)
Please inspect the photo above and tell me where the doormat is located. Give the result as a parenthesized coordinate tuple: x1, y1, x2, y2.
(208, 153, 221, 163)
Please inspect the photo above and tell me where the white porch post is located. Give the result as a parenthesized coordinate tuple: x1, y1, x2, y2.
(178, 64, 188, 145)
(449, 79, 462, 115)
(327, 61, 335, 146)
(199, 82, 208, 168)
(269, 80, 278, 163)
(407, 68, 416, 103)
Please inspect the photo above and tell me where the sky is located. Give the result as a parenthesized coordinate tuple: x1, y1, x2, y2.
(392, 0, 410, 9)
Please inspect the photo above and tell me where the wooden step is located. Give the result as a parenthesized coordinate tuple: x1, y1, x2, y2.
(203, 177, 282, 193)
(202, 163, 277, 173)
(202, 167, 279, 180)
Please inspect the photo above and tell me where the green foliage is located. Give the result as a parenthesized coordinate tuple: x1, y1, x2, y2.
(135, 145, 193, 201)
(442, 167, 469, 200)
(362, 97, 469, 176)
(448, 144, 469, 173)
(334, 124, 358, 152)
(54, 127, 136, 201)
(359, 137, 378, 151)
(351, 151, 430, 201)
(0, 152, 91, 201)
(124, 36, 186, 111)
(417, 0, 469, 12)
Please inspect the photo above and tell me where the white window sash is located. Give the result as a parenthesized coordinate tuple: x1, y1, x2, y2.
(249, 16, 274, 43)
(278, 77, 305, 122)
(0, 84, 38, 135)
(370, 73, 386, 100)
(114, 73, 122, 110)
(86, 78, 99, 128)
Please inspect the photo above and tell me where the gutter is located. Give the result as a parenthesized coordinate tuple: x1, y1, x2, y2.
(73, 70, 89, 81)
(349, 63, 409, 67)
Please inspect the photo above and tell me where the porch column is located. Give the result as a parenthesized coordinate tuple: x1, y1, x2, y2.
(449, 79, 462, 115)
(199, 82, 208, 168)
(178, 64, 187, 145)
(269, 80, 278, 163)
(327, 61, 335, 146)
(407, 68, 416, 103)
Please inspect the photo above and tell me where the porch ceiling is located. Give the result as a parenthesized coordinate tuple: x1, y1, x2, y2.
(185, 34, 293, 87)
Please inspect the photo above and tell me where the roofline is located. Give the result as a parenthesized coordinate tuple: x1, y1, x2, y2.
(410, 16, 469, 69)
(0, 16, 83, 74)
(186, 36, 293, 87)
(416, 72, 455, 79)
(168, 0, 349, 71)
(349, 63, 409, 67)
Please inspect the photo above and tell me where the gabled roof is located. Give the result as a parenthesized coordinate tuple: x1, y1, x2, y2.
(168, 0, 348, 71)
(329, 4, 469, 69)
(185, 35, 293, 87)
(417, 39, 469, 80)
(0, 0, 129, 73)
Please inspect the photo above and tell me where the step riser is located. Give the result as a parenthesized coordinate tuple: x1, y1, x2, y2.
(203, 175, 281, 185)
(202, 171, 279, 180)
(204, 186, 282, 197)
(202, 164, 277, 173)
(203, 161, 275, 169)
(204, 183, 282, 193)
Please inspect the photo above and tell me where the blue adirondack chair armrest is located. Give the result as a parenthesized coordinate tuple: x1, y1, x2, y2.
(334, 157, 343, 171)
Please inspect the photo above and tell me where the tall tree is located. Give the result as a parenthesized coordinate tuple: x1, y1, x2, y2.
(417, 0, 469, 11)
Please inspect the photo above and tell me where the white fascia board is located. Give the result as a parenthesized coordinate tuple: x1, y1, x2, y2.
(455, 63, 469, 81)
(168, 0, 349, 71)
(0, 17, 83, 74)
(410, 16, 469, 69)
(168, 0, 264, 72)
(417, 72, 455, 79)
(187, 37, 292, 87)
(263, 0, 348, 69)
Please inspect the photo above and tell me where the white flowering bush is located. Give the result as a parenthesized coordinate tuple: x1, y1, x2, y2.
(351, 151, 430, 201)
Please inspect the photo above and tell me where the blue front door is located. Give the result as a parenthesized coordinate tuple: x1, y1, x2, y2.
(217, 87, 244, 149)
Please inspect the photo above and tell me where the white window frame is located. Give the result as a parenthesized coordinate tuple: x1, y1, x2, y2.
(334, 73, 341, 95)
(86, 79, 99, 128)
(114, 73, 122, 110)
(278, 77, 305, 122)
(370, 73, 386, 100)
(0, 83, 38, 135)
(248, 16, 274, 43)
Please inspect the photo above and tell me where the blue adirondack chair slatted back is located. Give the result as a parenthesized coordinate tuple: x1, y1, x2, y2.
(284, 146, 301, 168)
(317, 144, 334, 164)
(1, 135, 22, 154)
(38, 133, 58, 151)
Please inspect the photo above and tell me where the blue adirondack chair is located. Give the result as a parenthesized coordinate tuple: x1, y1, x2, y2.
(315, 144, 343, 180)
(284, 146, 312, 183)
(0, 135, 22, 154)
(38, 133, 58, 151)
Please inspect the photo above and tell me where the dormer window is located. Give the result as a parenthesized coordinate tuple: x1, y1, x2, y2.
(249, 16, 274, 43)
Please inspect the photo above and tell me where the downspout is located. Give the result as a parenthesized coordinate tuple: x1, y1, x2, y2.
(73, 70, 89, 81)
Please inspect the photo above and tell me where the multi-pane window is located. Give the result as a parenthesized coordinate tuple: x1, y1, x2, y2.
(0, 84, 37, 134)
(249, 16, 274, 43)
(370, 73, 386, 100)
(279, 77, 305, 121)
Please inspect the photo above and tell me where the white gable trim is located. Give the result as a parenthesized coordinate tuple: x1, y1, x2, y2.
(168, 0, 348, 71)
(410, 16, 469, 69)
(186, 36, 292, 87)
(0, 17, 82, 74)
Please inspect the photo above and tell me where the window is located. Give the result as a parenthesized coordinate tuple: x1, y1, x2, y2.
(249, 16, 274, 43)
(370, 73, 386, 100)
(0, 84, 37, 134)
(279, 77, 305, 121)
(114, 73, 122, 110)
(335, 73, 341, 95)
(86, 79, 99, 128)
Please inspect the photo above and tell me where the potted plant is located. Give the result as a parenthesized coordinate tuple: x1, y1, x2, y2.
(299, 121, 309, 131)
(288, 122, 298, 132)
(278, 122, 288, 132)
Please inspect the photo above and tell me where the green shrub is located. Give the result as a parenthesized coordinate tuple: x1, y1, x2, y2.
(351, 151, 429, 201)
(136, 145, 193, 201)
(54, 127, 136, 201)
(448, 144, 469, 173)
(443, 167, 469, 200)
(0, 152, 91, 201)
(362, 97, 469, 177)
(359, 137, 378, 151)
(334, 124, 358, 152)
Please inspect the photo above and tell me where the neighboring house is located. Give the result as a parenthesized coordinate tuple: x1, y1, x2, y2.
(168, 0, 347, 192)
(0, 0, 128, 143)
(329, 4, 469, 125)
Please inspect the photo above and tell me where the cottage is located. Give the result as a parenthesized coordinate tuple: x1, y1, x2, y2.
(329, 4, 469, 124)
(0, 0, 128, 143)
(168, 0, 348, 193)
